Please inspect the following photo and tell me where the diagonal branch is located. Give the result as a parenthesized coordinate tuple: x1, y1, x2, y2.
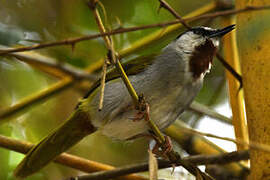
(189, 101, 232, 125)
(158, 0, 192, 29)
(216, 53, 242, 88)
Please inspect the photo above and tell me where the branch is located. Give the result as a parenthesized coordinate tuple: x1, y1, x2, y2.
(0, 5, 269, 55)
(0, 135, 147, 180)
(158, 0, 191, 29)
(189, 101, 232, 125)
(72, 150, 249, 180)
(216, 53, 242, 88)
(0, 79, 73, 120)
(175, 121, 270, 154)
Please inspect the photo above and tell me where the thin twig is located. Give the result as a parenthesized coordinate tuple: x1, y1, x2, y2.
(165, 123, 248, 177)
(98, 59, 108, 110)
(216, 53, 242, 89)
(158, 0, 192, 29)
(0, 5, 269, 55)
(94, 0, 110, 111)
(176, 121, 270, 154)
(189, 101, 232, 125)
(0, 135, 147, 180)
(72, 150, 249, 180)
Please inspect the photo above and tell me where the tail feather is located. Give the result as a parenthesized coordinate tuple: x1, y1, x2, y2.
(14, 109, 96, 178)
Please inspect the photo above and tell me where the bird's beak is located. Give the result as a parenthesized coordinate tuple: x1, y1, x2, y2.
(208, 24, 235, 38)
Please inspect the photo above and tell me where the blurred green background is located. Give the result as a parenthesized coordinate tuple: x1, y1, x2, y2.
(0, 0, 233, 179)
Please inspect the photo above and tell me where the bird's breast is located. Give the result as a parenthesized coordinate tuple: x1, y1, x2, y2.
(189, 39, 217, 79)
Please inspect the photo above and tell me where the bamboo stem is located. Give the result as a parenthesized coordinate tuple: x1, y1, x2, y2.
(221, 16, 248, 150)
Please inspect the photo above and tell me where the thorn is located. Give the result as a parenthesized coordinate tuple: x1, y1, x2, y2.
(87, 0, 97, 10)
(106, 49, 113, 64)
(115, 16, 123, 30)
(71, 43, 76, 53)
(171, 164, 176, 175)
(157, 1, 163, 14)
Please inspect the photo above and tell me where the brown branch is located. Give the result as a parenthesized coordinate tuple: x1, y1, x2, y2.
(0, 5, 269, 55)
(216, 53, 242, 88)
(72, 150, 249, 180)
(0, 135, 147, 180)
(158, 0, 191, 29)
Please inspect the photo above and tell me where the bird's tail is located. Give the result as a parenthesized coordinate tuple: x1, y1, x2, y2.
(14, 108, 96, 178)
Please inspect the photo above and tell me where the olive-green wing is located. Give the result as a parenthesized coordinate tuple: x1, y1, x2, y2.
(82, 54, 158, 99)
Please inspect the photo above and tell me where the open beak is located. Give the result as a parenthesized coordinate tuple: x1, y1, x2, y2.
(208, 24, 235, 38)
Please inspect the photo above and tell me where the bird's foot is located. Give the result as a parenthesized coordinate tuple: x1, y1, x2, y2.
(130, 94, 150, 122)
(152, 135, 173, 158)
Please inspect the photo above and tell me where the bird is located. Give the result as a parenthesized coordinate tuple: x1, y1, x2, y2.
(14, 24, 235, 178)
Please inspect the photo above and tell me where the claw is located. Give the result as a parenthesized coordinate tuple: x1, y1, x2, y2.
(129, 102, 150, 122)
(152, 136, 173, 159)
(162, 136, 173, 155)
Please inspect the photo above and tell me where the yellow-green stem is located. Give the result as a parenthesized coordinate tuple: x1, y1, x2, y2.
(90, 0, 171, 159)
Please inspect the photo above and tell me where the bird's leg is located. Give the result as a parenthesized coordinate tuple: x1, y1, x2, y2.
(137, 94, 174, 156)
(131, 131, 173, 159)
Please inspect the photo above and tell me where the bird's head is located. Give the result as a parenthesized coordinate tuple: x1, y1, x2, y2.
(175, 25, 235, 79)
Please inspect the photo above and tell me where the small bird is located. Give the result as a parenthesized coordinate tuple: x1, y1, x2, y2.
(14, 25, 235, 178)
